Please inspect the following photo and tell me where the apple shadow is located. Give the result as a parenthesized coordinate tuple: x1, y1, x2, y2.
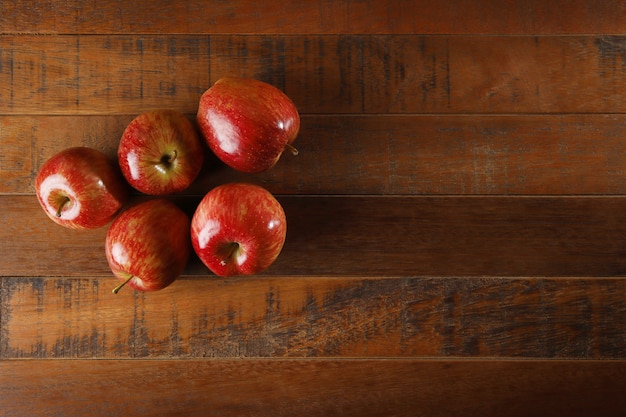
(271, 196, 365, 276)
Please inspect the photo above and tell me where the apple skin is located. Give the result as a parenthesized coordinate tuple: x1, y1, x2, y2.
(118, 109, 204, 195)
(105, 199, 191, 293)
(196, 77, 300, 173)
(191, 183, 287, 276)
(35, 146, 129, 229)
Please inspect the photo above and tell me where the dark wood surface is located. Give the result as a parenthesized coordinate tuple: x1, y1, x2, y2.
(2, 1, 626, 416)
(1, 360, 625, 417)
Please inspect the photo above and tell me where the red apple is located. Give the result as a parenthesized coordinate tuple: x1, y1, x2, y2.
(105, 199, 191, 293)
(196, 77, 300, 173)
(35, 147, 129, 229)
(191, 183, 287, 276)
(118, 109, 204, 195)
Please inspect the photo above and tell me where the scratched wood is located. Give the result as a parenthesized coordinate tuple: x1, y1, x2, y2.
(3, 195, 626, 278)
(3, 1, 626, 415)
(0, 35, 210, 115)
(2, 0, 626, 35)
(1, 359, 626, 417)
(2, 276, 625, 359)
(4, 114, 626, 195)
(4, 35, 626, 114)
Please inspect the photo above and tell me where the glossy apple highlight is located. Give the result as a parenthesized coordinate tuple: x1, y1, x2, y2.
(35, 147, 129, 229)
(197, 77, 300, 173)
(105, 199, 191, 293)
(191, 183, 287, 276)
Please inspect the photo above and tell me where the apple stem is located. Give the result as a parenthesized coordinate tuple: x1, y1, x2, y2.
(112, 276, 134, 294)
(162, 149, 177, 164)
(284, 143, 299, 156)
(56, 196, 71, 218)
(220, 243, 240, 266)
(157, 150, 178, 172)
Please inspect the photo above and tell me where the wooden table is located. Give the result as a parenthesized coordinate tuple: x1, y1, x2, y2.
(2, 1, 626, 415)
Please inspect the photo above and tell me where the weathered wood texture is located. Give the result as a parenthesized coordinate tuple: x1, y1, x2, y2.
(2, 0, 626, 35)
(4, 195, 626, 278)
(1, 359, 626, 417)
(3, 35, 626, 115)
(5, 114, 626, 196)
(2, 276, 626, 359)
(3, 1, 626, 415)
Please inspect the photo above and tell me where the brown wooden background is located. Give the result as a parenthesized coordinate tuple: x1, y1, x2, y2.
(2, 1, 626, 416)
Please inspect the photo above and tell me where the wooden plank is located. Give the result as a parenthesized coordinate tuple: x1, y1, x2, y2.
(2, 0, 626, 35)
(3, 195, 626, 278)
(0, 35, 210, 115)
(213, 35, 626, 114)
(3, 35, 626, 115)
(4, 114, 626, 195)
(1, 359, 625, 416)
(362, 35, 626, 114)
(2, 276, 625, 359)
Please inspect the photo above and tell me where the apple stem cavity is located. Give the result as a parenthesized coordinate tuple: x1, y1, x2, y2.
(162, 149, 178, 165)
(284, 143, 299, 156)
(56, 196, 71, 218)
(220, 242, 240, 266)
(155, 149, 178, 173)
(112, 275, 134, 294)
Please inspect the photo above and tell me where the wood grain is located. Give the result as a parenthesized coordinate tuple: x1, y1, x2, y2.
(4, 2, 626, 416)
(0, 35, 210, 115)
(2, 0, 626, 35)
(3, 195, 626, 278)
(2, 276, 625, 359)
(4, 35, 626, 115)
(362, 35, 626, 114)
(4, 114, 626, 195)
(1, 359, 625, 417)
